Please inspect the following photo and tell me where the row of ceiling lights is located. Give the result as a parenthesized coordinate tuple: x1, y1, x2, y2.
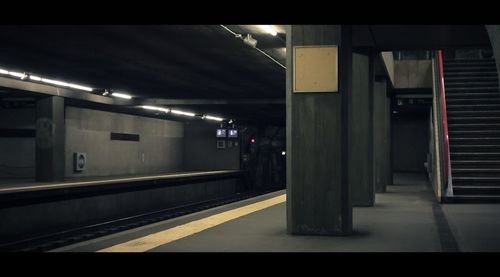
(141, 105, 224, 121)
(0, 66, 225, 122)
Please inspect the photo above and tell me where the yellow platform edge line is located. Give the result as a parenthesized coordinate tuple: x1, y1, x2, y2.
(97, 194, 286, 252)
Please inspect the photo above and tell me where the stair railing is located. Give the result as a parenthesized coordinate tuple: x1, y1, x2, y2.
(435, 50, 454, 197)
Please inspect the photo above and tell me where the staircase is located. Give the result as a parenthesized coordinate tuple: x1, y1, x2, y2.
(444, 56, 500, 202)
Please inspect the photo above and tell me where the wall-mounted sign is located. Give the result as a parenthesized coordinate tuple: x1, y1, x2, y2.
(216, 140, 226, 149)
(293, 45, 338, 93)
(216, 129, 227, 138)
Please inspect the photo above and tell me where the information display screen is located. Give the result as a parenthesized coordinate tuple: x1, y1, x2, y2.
(228, 129, 238, 138)
(216, 129, 227, 138)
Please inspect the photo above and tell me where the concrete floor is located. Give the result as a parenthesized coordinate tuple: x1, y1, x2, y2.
(443, 204, 500, 252)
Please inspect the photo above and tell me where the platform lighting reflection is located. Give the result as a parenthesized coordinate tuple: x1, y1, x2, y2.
(111, 92, 133, 100)
(171, 109, 196, 117)
(141, 105, 170, 113)
(0, 68, 8, 74)
(204, 115, 224, 122)
(258, 25, 278, 36)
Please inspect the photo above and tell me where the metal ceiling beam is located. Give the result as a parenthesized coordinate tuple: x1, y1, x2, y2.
(139, 98, 285, 106)
(0, 76, 130, 106)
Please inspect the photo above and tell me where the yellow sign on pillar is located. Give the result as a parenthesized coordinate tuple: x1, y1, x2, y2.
(293, 45, 338, 93)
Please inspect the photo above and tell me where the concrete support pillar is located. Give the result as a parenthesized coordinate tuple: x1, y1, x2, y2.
(286, 25, 352, 235)
(35, 96, 65, 182)
(350, 49, 374, 206)
(485, 25, 500, 89)
(385, 94, 393, 188)
(373, 56, 392, 193)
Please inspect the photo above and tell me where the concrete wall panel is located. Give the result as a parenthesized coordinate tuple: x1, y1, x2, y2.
(0, 108, 35, 179)
(183, 121, 240, 171)
(65, 107, 184, 178)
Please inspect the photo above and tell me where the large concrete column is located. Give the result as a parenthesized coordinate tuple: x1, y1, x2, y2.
(485, 25, 500, 88)
(373, 56, 391, 193)
(386, 95, 393, 188)
(35, 96, 65, 182)
(350, 49, 374, 206)
(286, 25, 352, 235)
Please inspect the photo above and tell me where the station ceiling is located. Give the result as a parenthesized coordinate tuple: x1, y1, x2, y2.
(0, 25, 492, 126)
(0, 25, 286, 125)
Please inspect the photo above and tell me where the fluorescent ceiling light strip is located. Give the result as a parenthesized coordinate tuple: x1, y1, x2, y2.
(171, 109, 196, 117)
(204, 115, 224, 121)
(142, 105, 170, 113)
(8, 71, 26, 78)
(41, 78, 69, 87)
(29, 75, 42, 81)
(0, 64, 94, 92)
(258, 25, 277, 36)
(68, 83, 93, 92)
(111, 92, 132, 99)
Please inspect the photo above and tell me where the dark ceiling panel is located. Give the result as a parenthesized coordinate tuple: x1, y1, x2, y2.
(369, 25, 491, 50)
(0, 25, 286, 101)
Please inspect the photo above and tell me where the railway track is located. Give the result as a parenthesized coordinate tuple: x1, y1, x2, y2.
(0, 188, 281, 252)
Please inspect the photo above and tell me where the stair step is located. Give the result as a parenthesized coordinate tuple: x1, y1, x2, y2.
(444, 66, 497, 72)
(445, 72, 497, 77)
(447, 104, 500, 111)
(446, 87, 499, 93)
(447, 98, 500, 105)
(449, 130, 500, 137)
(450, 137, 500, 144)
(445, 76, 498, 82)
(451, 152, 500, 160)
(453, 168, 500, 173)
(445, 93, 499, 98)
(453, 186, 500, 195)
(445, 195, 500, 203)
(454, 176, 500, 181)
(452, 160, 500, 168)
(445, 81, 499, 88)
(452, 168, 500, 177)
(448, 117, 500, 124)
(444, 61, 497, 67)
(447, 111, 500, 117)
(449, 123, 500, 130)
(450, 145, 500, 152)
(445, 58, 494, 62)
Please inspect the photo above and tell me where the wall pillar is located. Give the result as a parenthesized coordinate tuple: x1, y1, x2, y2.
(350, 49, 374, 206)
(373, 56, 391, 193)
(286, 25, 352, 235)
(35, 96, 65, 182)
(485, 25, 500, 90)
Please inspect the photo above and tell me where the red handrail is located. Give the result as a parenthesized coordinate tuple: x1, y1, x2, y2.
(438, 50, 451, 186)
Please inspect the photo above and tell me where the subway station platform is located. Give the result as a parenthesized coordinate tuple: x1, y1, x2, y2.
(51, 173, 500, 252)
